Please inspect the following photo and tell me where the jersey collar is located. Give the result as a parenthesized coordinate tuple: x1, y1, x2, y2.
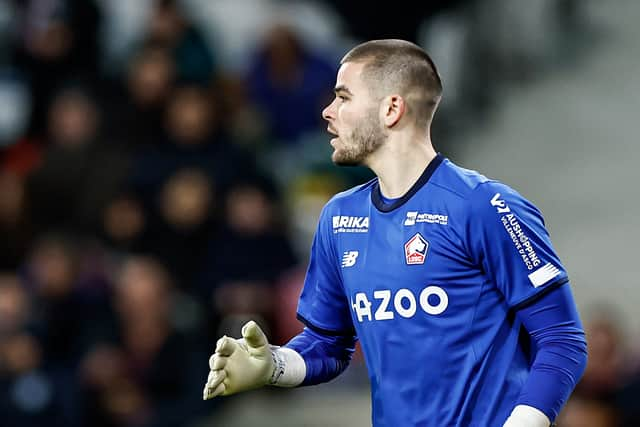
(371, 153, 444, 212)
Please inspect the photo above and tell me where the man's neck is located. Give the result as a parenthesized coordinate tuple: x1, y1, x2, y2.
(367, 135, 438, 199)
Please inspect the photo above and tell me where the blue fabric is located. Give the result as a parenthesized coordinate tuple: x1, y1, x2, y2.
(516, 284, 588, 421)
(285, 327, 356, 386)
(295, 156, 580, 426)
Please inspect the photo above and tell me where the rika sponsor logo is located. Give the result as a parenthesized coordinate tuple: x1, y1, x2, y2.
(404, 233, 429, 265)
(332, 215, 369, 233)
(404, 211, 448, 226)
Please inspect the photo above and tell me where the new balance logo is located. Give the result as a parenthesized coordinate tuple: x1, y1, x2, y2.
(341, 251, 359, 268)
(490, 193, 511, 214)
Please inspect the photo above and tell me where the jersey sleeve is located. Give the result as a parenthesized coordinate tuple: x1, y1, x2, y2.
(466, 182, 569, 309)
(296, 204, 355, 335)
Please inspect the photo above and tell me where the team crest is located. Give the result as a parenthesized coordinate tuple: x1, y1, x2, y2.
(404, 233, 429, 265)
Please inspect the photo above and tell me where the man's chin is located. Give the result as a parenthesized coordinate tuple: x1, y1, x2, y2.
(331, 152, 361, 167)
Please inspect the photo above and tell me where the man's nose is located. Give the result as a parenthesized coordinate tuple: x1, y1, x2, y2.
(322, 100, 335, 122)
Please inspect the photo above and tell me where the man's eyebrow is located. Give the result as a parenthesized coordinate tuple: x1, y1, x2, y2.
(334, 85, 353, 96)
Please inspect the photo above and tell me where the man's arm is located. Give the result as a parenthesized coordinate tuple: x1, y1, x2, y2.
(284, 325, 357, 386)
(203, 321, 356, 399)
(463, 183, 587, 426)
(504, 283, 588, 426)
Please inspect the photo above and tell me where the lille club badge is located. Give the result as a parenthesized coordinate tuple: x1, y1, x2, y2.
(404, 233, 429, 265)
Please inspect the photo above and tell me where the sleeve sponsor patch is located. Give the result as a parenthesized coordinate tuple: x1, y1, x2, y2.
(527, 263, 561, 287)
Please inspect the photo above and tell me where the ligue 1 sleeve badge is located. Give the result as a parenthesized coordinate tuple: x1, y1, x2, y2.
(404, 233, 429, 265)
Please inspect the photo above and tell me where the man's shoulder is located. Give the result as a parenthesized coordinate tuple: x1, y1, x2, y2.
(326, 177, 377, 208)
(436, 158, 536, 215)
(431, 158, 496, 199)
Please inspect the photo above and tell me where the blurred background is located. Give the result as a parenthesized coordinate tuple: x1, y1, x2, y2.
(0, 0, 637, 426)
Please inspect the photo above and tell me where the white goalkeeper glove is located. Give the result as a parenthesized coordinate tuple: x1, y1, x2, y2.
(203, 320, 305, 400)
(503, 405, 550, 427)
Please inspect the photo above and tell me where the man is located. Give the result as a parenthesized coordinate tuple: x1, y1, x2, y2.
(203, 39, 587, 427)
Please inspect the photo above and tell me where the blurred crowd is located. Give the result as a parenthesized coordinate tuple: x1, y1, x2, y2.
(556, 306, 640, 427)
(0, 0, 636, 426)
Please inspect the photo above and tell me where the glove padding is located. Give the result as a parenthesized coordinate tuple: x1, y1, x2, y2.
(203, 321, 275, 400)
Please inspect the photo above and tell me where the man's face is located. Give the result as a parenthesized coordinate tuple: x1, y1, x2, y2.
(322, 62, 386, 166)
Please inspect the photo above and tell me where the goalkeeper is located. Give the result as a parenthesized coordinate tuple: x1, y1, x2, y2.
(203, 39, 587, 427)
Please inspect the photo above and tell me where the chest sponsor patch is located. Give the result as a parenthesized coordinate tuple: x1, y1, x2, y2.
(332, 215, 369, 233)
(404, 211, 448, 226)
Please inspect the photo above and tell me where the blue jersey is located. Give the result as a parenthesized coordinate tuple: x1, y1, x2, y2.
(296, 154, 569, 426)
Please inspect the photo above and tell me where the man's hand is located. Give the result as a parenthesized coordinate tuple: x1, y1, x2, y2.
(203, 321, 275, 400)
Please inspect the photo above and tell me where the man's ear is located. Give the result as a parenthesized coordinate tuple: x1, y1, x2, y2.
(381, 95, 405, 128)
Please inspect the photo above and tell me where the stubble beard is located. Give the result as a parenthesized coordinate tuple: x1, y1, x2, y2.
(332, 111, 386, 166)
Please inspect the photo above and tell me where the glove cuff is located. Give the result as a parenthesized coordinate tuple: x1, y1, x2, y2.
(503, 405, 550, 427)
(269, 347, 306, 387)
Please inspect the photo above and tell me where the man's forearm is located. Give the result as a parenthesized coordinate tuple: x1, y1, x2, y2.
(285, 326, 357, 386)
(515, 284, 588, 422)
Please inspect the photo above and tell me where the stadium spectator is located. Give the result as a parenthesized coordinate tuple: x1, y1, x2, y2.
(104, 42, 176, 150)
(245, 24, 335, 144)
(199, 178, 297, 339)
(25, 86, 130, 235)
(147, 0, 216, 85)
(11, 0, 102, 137)
(80, 256, 205, 427)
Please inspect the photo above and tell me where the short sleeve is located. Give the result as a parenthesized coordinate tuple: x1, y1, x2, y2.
(296, 204, 355, 335)
(466, 182, 569, 309)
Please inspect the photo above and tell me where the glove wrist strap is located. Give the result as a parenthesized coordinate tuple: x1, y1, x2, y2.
(503, 405, 550, 427)
(269, 346, 306, 387)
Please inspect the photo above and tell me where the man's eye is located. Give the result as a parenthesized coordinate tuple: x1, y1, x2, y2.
(338, 95, 347, 101)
